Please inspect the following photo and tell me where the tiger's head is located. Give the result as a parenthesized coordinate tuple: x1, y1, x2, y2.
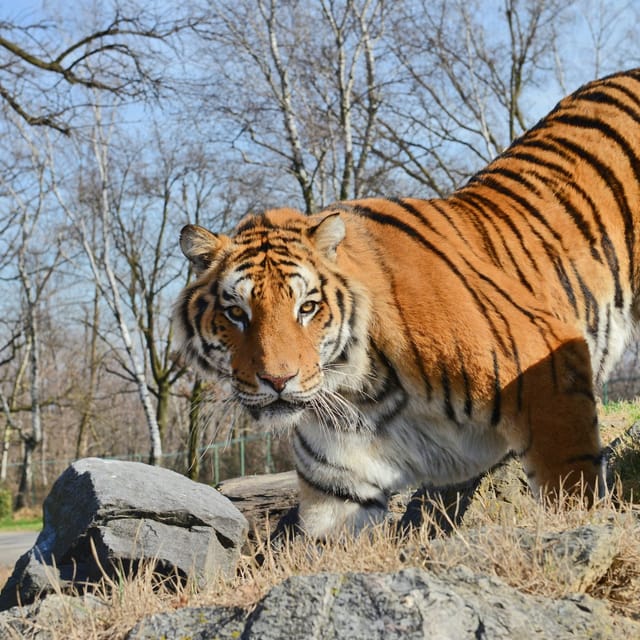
(174, 208, 368, 430)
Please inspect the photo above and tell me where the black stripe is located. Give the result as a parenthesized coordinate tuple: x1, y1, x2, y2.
(572, 265, 599, 336)
(477, 174, 564, 243)
(194, 294, 209, 335)
(547, 129, 635, 282)
(429, 198, 469, 242)
(295, 465, 386, 510)
(294, 431, 342, 469)
(517, 139, 623, 306)
(450, 199, 504, 266)
(346, 204, 511, 353)
(233, 260, 259, 272)
(454, 190, 541, 276)
(600, 79, 640, 110)
(348, 218, 434, 398)
(325, 284, 350, 362)
(453, 192, 536, 291)
(180, 292, 195, 339)
(364, 345, 409, 427)
(491, 350, 501, 427)
(551, 255, 578, 315)
(596, 304, 612, 381)
(388, 197, 442, 236)
(580, 88, 640, 122)
(553, 190, 602, 262)
(474, 176, 579, 312)
(202, 340, 225, 354)
(565, 452, 604, 466)
(495, 160, 603, 262)
(440, 364, 457, 423)
(456, 344, 473, 418)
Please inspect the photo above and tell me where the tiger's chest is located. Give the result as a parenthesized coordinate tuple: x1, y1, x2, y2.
(296, 388, 510, 491)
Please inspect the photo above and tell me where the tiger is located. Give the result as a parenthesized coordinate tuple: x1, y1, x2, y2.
(174, 68, 640, 539)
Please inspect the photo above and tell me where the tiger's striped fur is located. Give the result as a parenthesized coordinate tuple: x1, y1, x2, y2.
(175, 69, 640, 537)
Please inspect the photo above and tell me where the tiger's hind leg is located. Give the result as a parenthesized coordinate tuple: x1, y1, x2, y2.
(516, 337, 605, 504)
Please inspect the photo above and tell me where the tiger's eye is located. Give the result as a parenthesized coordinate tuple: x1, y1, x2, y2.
(226, 305, 246, 322)
(299, 300, 318, 315)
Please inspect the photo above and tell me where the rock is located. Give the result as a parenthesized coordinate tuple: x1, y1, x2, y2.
(517, 522, 622, 591)
(0, 458, 248, 611)
(0, 594, 106, 639)
(127, 605, 247, 639)
(419, 521, 624, 592)
(127, 567, 639, 639)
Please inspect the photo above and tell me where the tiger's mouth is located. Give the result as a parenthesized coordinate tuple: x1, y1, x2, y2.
(247, 398, 308, 421)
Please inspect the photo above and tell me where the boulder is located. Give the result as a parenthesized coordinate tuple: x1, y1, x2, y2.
(417, 521, 624, 592)
(0, 458, 248, 611)
(0, 593, 106, 639)
(127, 566, 639, 639)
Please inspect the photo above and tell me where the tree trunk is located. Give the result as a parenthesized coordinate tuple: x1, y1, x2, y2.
(187, 377, 203, 480)
(85, 108, 163, 465)
(15, 291, 42, 509)
(0, 342, 30, 483)
(156, 376, 170, 443)
(76, 260, 101, 458)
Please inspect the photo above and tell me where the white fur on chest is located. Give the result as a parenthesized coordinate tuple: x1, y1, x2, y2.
(295, 395, 510, 494)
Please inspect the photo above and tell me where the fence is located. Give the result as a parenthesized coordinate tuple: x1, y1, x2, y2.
(4, 430, 290, 507)
(601, 376, 640, 405)
(73, 432, 280, 485)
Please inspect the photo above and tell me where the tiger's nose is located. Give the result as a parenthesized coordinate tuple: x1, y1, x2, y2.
(258, 371, 297, 393)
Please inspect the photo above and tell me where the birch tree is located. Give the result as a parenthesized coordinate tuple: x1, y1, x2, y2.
(53, 106, 163, 465)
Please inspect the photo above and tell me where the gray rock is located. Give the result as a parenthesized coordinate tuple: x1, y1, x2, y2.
(0, 458, 248, 611)
(127, 605, 246, 639)
(517, 522, 621, 591)
(420, 522, 623, 592)
(0, 594, 106, 639)
(127, 567, 638, 639)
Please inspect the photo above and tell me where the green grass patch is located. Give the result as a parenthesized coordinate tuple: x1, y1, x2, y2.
(0, 516, 43, 532)
(601, 398, 640, 423)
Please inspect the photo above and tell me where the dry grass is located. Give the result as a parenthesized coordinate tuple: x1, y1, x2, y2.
(2, 399, 640, 638)
(3, 490, 638, 639)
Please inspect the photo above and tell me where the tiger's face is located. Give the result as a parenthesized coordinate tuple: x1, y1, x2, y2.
(174, 208, 363, 430)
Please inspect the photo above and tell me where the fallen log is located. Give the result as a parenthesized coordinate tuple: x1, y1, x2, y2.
(217, 470, 299, 537)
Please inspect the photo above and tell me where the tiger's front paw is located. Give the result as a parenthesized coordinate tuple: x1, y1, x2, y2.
(298, 492, 387, 539)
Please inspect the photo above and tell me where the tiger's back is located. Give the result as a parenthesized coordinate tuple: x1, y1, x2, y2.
(175, 69, 640, 537)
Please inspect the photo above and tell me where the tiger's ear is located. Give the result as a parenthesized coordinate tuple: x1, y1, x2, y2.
(180, 224, 229, 275)
(309, 213, 345, 260)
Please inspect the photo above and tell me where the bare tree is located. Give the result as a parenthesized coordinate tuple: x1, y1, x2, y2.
(0, 2, 199, 134)
(0, 121, 64, 506)
(379, 0, 574, 194)
(570, 0, 640, 80)
(108, 128, 219, 442)
(0, 331, 27, 483)
(52, 105, 163, 464)
(194, 0, 390, 212)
